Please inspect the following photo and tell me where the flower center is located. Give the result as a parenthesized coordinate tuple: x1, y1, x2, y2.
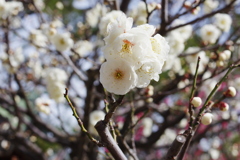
(60, 38, 65, 45)
(206, 31, 212, 36)
(121, 39, 134, 54)
(113, 68, 124, 80)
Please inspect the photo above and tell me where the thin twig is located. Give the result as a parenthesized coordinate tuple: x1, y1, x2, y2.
(64, 88, 102, 146)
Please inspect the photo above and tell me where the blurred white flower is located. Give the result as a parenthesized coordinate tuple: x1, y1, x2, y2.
(56, 2, 64, 10)
(28, 58, 43, 79)
(35, 97, 51, 114)
(185, 47, 209, 75)
(0, 47, 24, 73)
(7, 1, 23, 16)
(47, 82, 66, 103)
(89, 110, 105, 126)
(200, 24, 221, 44)
(141, 117, 153, 137)
(29, 29, 48, 48)
(100, 58, 137, 95)
(44, 68, 68, 82)
(128, 1, 157, 25)
(166, 32, 185, 56)
(73, 40, 93, 57)
(0, 0, 23, 18)
(89, 110, 105, 135)
(33, 0, 45, 10)
(44, 68, 68, 103)
(51, 32, 74, 51)
(203, 0, 219, 13)
(86, 3, 108, 28)
(214, 13, 232, 32)
(171, 19, 193, 41)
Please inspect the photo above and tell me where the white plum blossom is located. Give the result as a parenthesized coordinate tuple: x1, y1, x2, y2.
(104, 13, 133, 45)
(44, 68, 68, 102)
(99, 10, 125, 36)
(203, 0, 219, 13)
(100, 58, 137, 95)
(29, 29, 48, 48)
(73, 40, 93, 57)
(136, 56, 163, 88)
(214, 13, 232, 32)
(166, 31, 185, 56)
(33, 0, 45, 10)
(150, 34, 169, 61)
(35, 97, 51, 114)
(100, 13, 169, 95)
(89, 110, 105, 135)
(141, 117, 153, 137)
(89, 110, 105, 126)
(103, 28, 153, 69)
(171, 19, 193, 41)
(86, 3, 108, 28)
(47, 82, 66, 103)
(51, 32, 74, 52)
(185, 47, 209, 75)
(200, 24, 221, 44)
(0, 1, 23, 19)
(128, 1, 158, 25)
(0, 47, 24, 73)
(163, 56, 183, 73)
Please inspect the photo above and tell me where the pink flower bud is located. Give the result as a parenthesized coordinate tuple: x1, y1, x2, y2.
(191, 97, 202, 107)
(224, 86, 236, 97)
(219, 102, 229, 111)
(201, 113, 213, 125)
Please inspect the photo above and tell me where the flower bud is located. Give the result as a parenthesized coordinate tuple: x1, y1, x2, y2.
(218, 102, 229, 111)
(191, 6, 200, 15)
(216, 60, 224, 67)
(223, 50, 231, 60)
(184, 1, 191, 9)
(219, 53, 227, 61)
(201, 113, 213, 125)
(191, 97, 202, 107)
(224, 86, 236, 97)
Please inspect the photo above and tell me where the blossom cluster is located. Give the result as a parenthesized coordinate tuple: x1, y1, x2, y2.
(100, 13, 169, 95)
(200, 13, 232, 44)
(0, 0, 23, 19)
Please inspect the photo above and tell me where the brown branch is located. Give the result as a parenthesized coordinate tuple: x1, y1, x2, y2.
(163, 134, 187, 160)
(103, 95, 124, 125)
(166, 0, 237, 32)
(95, 120, 127, 160)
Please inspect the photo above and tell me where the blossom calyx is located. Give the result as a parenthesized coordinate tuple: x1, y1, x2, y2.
(191, 97, 202, 107)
